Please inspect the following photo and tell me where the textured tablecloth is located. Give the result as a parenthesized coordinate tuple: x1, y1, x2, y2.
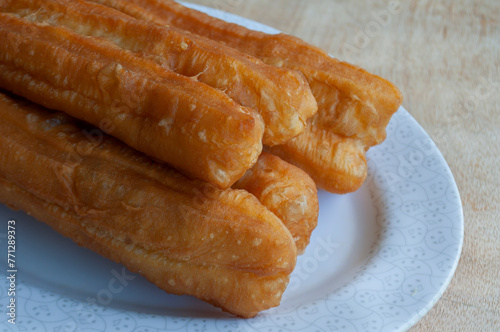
(187, 0, 500, 330)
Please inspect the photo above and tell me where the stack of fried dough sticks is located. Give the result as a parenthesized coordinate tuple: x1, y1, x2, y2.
(0, 0, 402, 317)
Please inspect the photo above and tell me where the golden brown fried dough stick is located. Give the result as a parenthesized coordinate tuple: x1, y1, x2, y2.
(0, 11, 265, 188)
(91, 0, 401, 193)
(266, 119, 368, 194)
(0, 91, 296, 318)
(234, 152, 319, 254)
(92, 0, 402, 146)
(2, 0, 317, 145)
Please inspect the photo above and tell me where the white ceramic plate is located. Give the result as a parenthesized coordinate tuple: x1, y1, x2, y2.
(0, 4, 463, 332)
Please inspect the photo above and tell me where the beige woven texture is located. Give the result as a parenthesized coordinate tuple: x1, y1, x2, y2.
(187, 0, 500, 330)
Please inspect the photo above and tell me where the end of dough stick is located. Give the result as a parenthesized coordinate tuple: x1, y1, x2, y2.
(234, 152, 319, 254)
(266, 123, 368, 194)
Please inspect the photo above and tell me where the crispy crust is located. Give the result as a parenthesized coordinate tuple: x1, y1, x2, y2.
(94, 0, 402, 146)
(0, 10, 265, 189)
(0, 175, 292, 318)
(234, 152, 319, 254)
(266, 119, 368, 194)
(90, 0, 401, 193)
(0, 91, 296, 317)
(1, 0, 317, 145)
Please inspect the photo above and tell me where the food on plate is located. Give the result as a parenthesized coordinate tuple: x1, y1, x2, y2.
(1, 0, 317, 146)
(0, 91, 297, 318)
(234, 152, 319, 254)
(89, 0, 402, 193)
(0, 0, 404, 319)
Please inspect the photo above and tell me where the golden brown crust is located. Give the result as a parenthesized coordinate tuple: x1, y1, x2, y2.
(2, 0, 317, 145)
(97, 0, 402, 146)
(266, 119, 368, 194)
(0, 10, 266, 189)
(91, 0, 401, 194)
(0, 92, 296, 317)
(234, 152, 319, 254)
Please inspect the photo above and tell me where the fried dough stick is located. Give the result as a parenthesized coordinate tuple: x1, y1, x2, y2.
(0, 12, 265, 189)
(91, 0, 402, 147)
(91, 0, 401, 193)
(235, 152, 319, 254)
(1, 0, 317, 146)
(0, 91, 296, 318)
